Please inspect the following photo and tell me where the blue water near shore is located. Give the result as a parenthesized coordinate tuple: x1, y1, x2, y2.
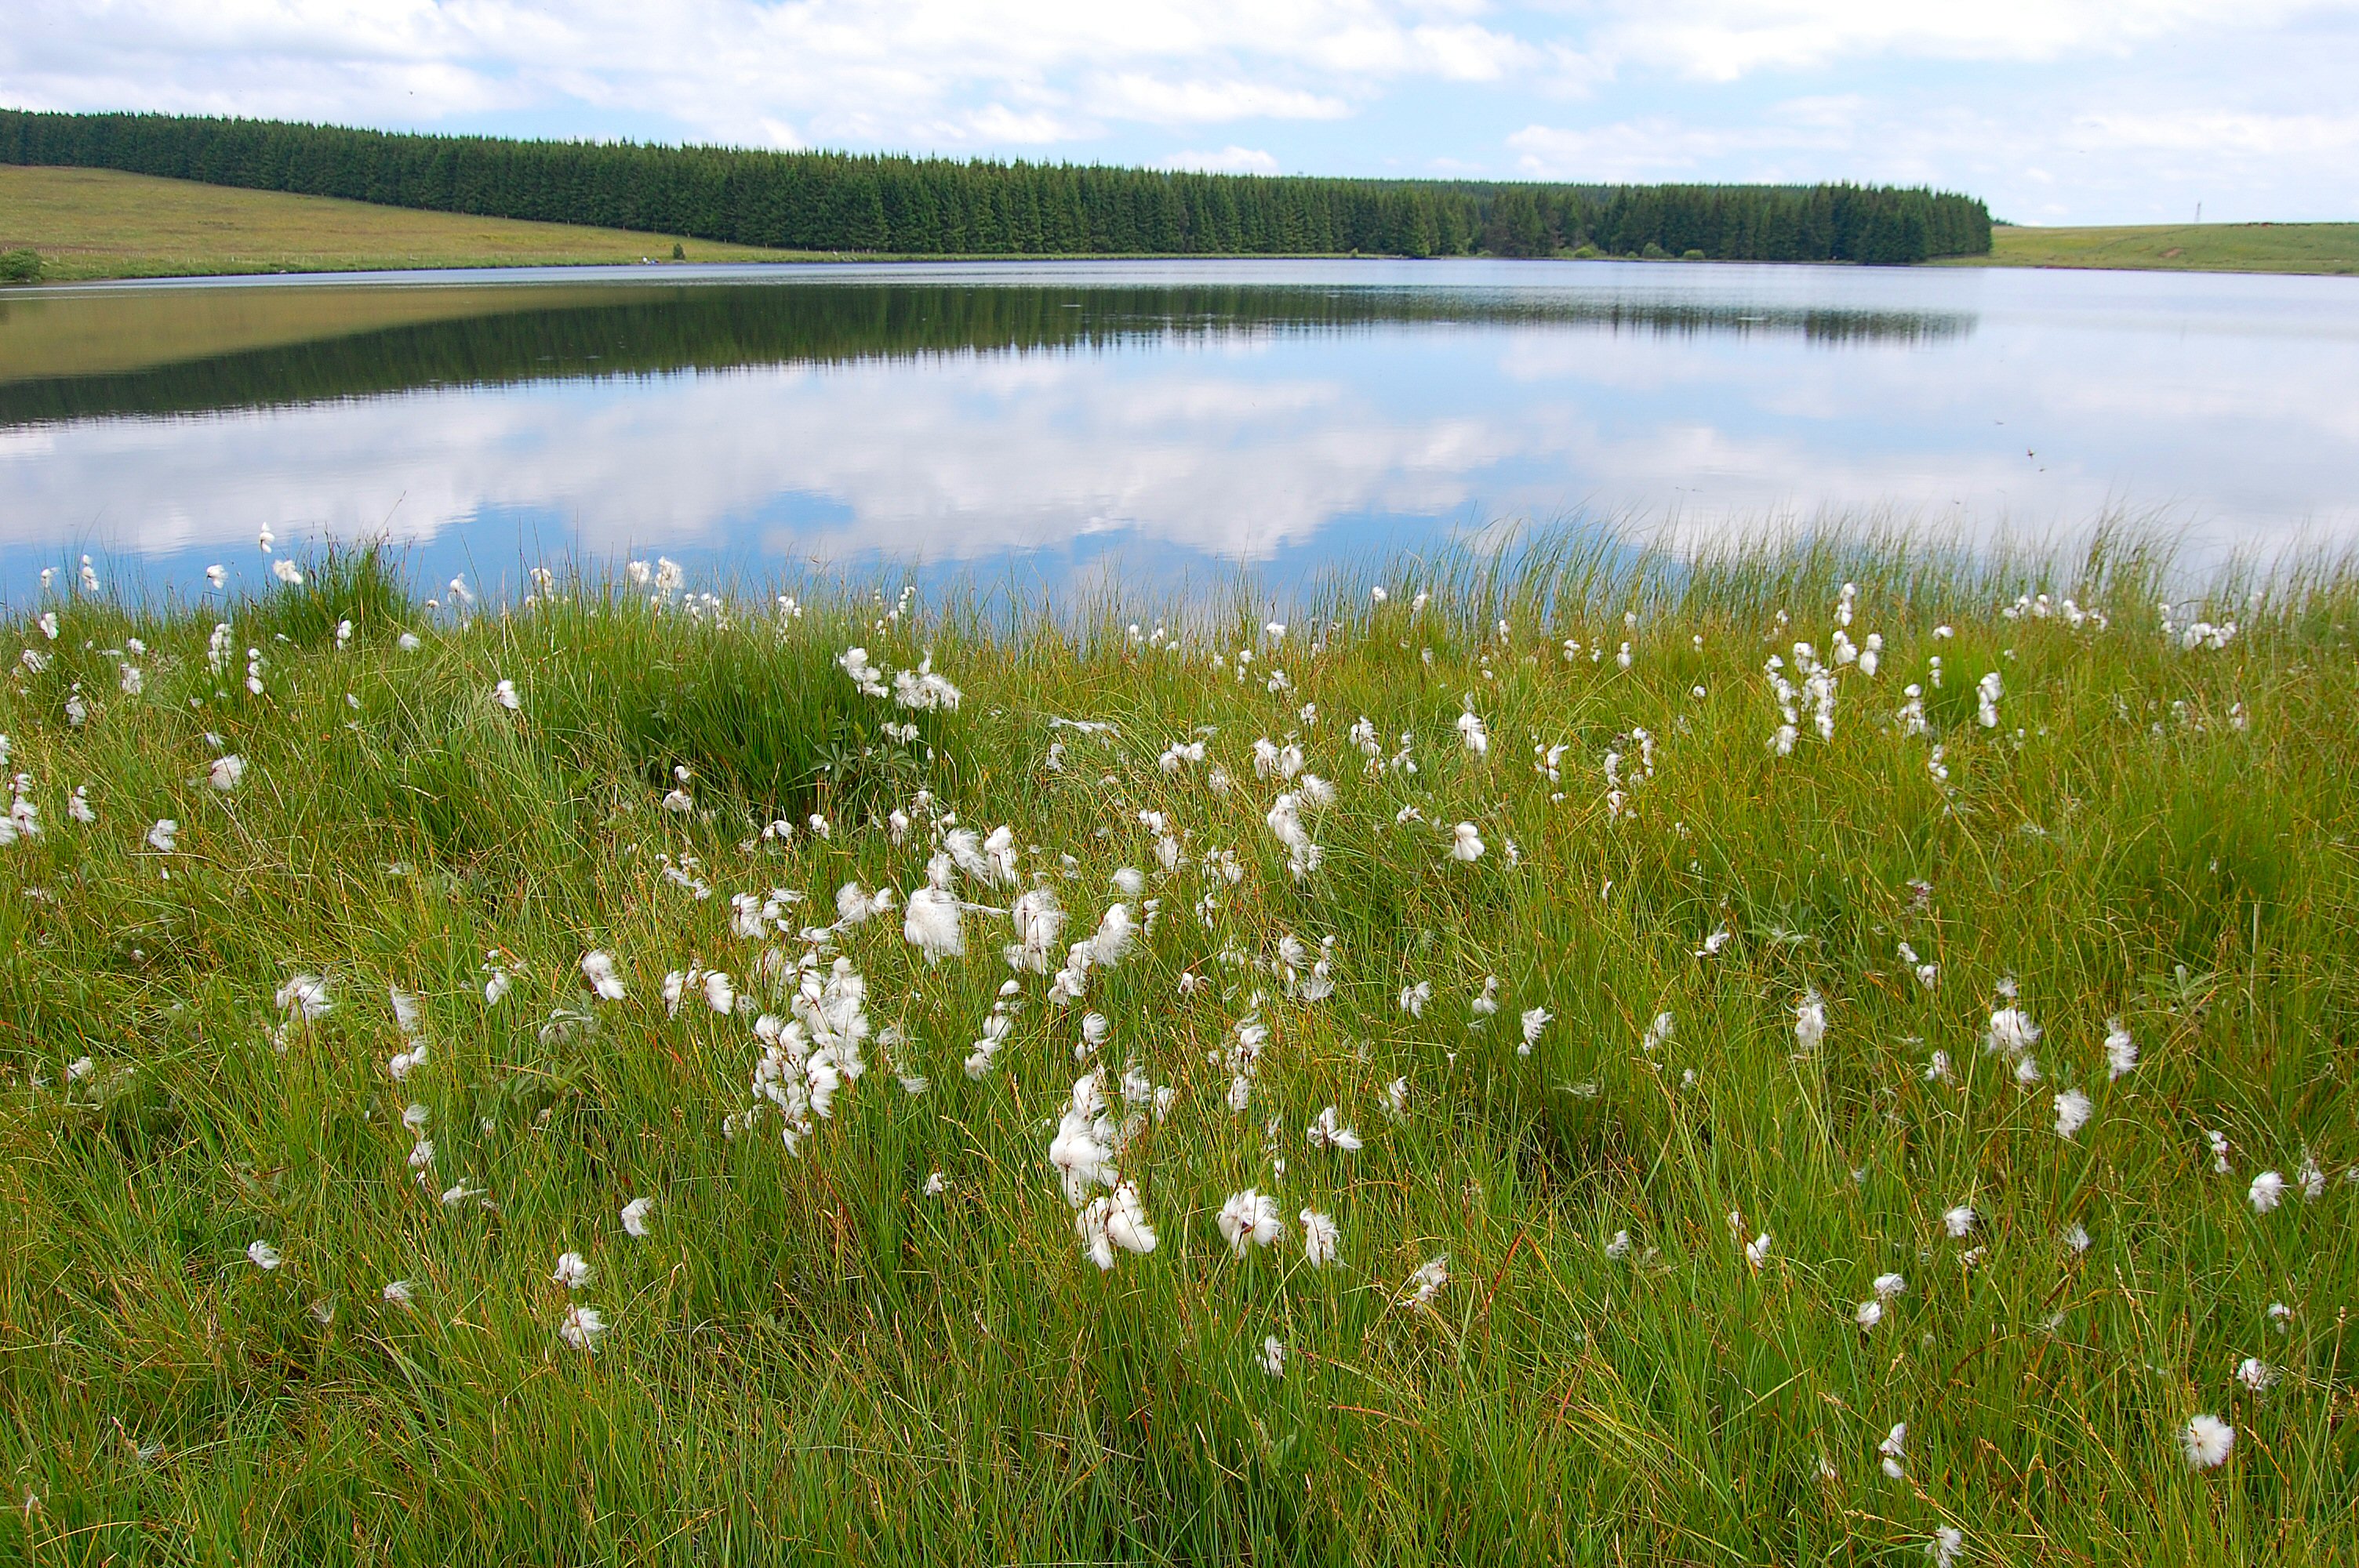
(2, 257, 2354, 606)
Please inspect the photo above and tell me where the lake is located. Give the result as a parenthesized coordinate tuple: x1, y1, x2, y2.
(2, 258, 2354, 604)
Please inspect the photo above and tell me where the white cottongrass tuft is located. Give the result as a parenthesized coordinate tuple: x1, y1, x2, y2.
(1216, 1189, 1283, 1256)
(1048, 1072, 1118, 1206)
(1401, 1254, 1449, 1305)
(245, 1240, 284, 1271)
(2236, 1357, 2277, 1392)
(1004, 887, 1065, 973)
(620, 1197, 654, 1237)
(2181, 1414, 2234, 1469)
(2104, 1018, 2138, 1080)
(580, 950, 626, 1001)
(1449, 822, 1485, 862)
(1985, 1004, 2040, 1057)
(1089, 903, 1136, 967)
(1943, 1204, 1976, 1238)
(1299, 1208, 1339, 1268)
(274, 973, 333, 1022)
(1305, 1106, 1361, 1152)
(1075, 1181, 1157, 1270)
(1259, 1335, 1286, 1378)
(551, 1251, 593, 1290)
(208, 754, 245, 791)
(2248, 1171, 2284, 1214)
(1793, 990, 1826, 1055)
(559, 1305, 606, 1352)
(2053, 1089, 2093, 1140)
(1928, 1525, 1965, 1567)
(1456, 706, 1489, 755)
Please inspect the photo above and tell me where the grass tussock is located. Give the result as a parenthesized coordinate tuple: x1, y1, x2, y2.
(1, 532, 2354, 1565)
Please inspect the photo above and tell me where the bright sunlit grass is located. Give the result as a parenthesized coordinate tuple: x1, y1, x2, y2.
(2, 532, 2352, 1563)
(0, 165, 805, 283)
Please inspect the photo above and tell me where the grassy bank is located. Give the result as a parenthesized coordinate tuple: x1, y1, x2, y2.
(1965, 222, 2359, 277)
(0, 166, 809, 282)
(2, 537, 2354, 1563)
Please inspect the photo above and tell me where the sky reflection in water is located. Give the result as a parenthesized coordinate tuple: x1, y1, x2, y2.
(2, 259, 2354, 604)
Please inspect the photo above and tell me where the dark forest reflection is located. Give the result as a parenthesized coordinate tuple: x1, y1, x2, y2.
(0, 276, 1972, 426)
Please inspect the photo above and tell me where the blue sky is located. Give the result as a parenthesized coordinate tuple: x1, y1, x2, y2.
(6, 2, 2357, 223)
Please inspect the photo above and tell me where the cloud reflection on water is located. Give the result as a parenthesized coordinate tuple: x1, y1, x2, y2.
(2, 263, 2355, 600)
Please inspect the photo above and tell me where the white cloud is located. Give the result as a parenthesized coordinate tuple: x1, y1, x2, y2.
(1161, 145, 1282, 173)
(0, 0, 1541, 151)
(2, 0, 2355, 221)
(2071, 109, 2359, 156)
(1507, 105, 1848, 180)
(1091, 75, 1350, 124)
(1588, 1, 2341, 82)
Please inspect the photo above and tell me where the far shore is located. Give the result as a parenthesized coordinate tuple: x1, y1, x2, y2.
(4, 165, 2354, 285)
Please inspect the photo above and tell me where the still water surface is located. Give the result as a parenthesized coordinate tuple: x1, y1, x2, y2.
(2, 259, 2354, 601)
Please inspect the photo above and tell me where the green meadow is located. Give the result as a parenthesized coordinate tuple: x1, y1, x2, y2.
(1, 536, 2352, 1564)
(1972, 221, 2359, 278)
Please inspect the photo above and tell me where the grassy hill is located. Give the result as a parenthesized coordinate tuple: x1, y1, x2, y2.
(0, 165, 810, 282)
(1965, 222, 2359, 277)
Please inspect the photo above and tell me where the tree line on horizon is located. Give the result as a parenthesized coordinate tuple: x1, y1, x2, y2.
(0, 109, 1992, 264)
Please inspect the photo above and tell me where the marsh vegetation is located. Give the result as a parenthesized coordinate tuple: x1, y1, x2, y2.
(1, 536, 2353, 1563)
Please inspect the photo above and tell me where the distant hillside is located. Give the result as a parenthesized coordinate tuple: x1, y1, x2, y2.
(0, 108, 1992, 264)
(1962, 222, 2359, 277)
(0, 165, 799, 284)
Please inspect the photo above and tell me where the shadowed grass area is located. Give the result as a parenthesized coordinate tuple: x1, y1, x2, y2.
(0, 530, 2353, 1563)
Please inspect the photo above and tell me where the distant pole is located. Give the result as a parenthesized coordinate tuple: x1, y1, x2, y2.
(2195, 201, 2201, 224)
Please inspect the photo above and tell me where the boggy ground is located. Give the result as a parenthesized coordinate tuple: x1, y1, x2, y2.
(0, 535, 2352, 1564)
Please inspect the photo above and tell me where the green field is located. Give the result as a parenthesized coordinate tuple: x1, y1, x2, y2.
(1969, 222, 2359, 277)
(0, 165, 809, 282)
(2, 535, 2352, 1563)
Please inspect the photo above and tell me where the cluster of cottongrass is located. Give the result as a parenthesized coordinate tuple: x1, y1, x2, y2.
(0, 532, 2352, 1563)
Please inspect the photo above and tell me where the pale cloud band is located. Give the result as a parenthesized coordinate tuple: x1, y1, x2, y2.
(2, 1, 2354, 220)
